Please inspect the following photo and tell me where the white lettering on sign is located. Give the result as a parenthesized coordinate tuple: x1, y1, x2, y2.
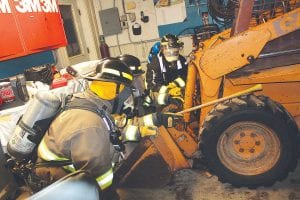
(41, 0, 58, 12)
(0, 0, 12, 13)
(14, 0, 58, 13)
(15, 0, 38, 12)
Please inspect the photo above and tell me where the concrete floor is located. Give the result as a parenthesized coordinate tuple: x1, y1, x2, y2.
(118, 162, 300, 200)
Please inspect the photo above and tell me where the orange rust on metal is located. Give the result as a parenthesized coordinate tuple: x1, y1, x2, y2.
(151, 126, 191, 171)
(167, 127, 198, 158)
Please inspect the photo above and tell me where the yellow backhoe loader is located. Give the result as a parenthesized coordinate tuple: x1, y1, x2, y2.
(115, 0, 300, 189)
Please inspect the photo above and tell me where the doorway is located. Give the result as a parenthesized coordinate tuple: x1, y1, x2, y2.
(57, 0, 90, 66)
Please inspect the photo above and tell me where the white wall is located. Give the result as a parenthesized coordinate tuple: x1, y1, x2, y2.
(92, 0, 194, 67)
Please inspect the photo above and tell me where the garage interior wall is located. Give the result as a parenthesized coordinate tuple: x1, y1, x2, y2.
(56, 0, 196, 69)
(91, 0, 193, 66)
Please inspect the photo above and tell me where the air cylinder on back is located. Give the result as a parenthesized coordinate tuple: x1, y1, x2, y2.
(7, 92, 61, 160)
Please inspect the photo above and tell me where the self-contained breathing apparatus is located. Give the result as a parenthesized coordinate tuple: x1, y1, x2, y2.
(64, 96, 125, 152)
(3, 92, 127, 195)
(7, 92, 126, 161)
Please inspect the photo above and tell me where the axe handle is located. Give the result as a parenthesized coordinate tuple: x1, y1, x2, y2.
(177, 84, 263, 114)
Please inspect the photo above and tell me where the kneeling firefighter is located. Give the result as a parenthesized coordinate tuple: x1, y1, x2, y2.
(146, 34, 187, 109)
(115, 54, 182, 143)
(117, 54, 154, 114)
(35, 58, 136, 199)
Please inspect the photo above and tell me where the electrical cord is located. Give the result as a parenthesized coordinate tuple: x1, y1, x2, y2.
(121, 0, 130, 14)
(113, 0, 123, 55)
(116, 34, 122, 55)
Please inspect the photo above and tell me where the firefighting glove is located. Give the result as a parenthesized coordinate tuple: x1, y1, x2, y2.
(156, 112, 183, 128)
(142, 89, 152, 105)
(157, 86, 169, 105)
(135, 96, 156, 117)
(139, 126, 158, 137)
(113, 114, 127, 128)
(167, 77, 185, 89)
(168, 87, 182, 97)
(123, 121, 157, 141)
(142, 94, 153, 107)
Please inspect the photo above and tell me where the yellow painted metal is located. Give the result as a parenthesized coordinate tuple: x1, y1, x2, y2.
(182, 29, 232, 125)
(229, 64, 300, 84)
(183, 62, 197, 123)
(121, 5, 300, 186)
(166, 127, 198, 158)
(224, 79, 300, 117)
(201, 29, 271, 79)
(182, 7, 300, 130)
(200, 7, 300, 79)
(150, 126, 191, 171)
(253, 7, 300, 41)
(231, 128, 265, 159)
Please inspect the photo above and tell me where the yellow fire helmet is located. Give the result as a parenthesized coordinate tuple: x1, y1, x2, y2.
(86, 58, 134, 114)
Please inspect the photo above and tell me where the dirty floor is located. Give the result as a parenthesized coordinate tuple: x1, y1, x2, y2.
(118, 162, 300, 200)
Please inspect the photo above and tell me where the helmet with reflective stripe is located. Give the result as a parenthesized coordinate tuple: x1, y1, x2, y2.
(117, 54, 144, 75)
(161, 34, 183, 49)
(85, 58, 133, 86)
(161, 34, 183, 62)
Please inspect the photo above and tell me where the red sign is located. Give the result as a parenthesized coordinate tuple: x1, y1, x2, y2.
(0, 0, 67, 61)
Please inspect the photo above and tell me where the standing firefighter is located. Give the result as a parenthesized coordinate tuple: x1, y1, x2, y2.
(146, 34, 188, 106)
(36, 58, 135, 199)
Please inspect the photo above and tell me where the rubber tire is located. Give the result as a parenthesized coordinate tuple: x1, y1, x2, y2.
(199, 94, 299, 188)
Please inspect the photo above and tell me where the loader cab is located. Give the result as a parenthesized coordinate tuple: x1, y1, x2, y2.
(228, 29, 300, 78)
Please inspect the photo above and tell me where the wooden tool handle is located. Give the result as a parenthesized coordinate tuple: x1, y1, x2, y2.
(177, 84, 263, 114)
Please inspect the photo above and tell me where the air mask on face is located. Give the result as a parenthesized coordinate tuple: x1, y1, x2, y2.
(132, 74, 146, 98)
(111, 86, 134, 116)
(163, 46, 180, 62)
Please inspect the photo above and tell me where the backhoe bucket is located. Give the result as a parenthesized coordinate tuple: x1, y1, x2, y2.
(115, 126, 194, 188)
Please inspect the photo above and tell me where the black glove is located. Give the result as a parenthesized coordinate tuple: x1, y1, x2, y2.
(135, 96, 156, 117)
(156, 112, 183, 128)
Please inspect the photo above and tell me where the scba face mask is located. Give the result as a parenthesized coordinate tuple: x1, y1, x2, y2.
(111, 86, 135, 116)
(163, 46, 180, 62)
(132, 74, 146, 98)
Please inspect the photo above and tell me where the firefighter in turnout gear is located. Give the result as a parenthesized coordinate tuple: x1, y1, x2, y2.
(36, 58, 135, 199)
(115, 54, 183, 146)
(146, 34, 188, 107)
(117, 54, 155, 115)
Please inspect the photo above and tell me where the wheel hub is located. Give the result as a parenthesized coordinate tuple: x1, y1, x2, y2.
(217, 121, 281, 176)
(232, 130, 265, 159)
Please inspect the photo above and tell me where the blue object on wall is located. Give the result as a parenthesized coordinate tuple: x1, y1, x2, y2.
(0, 51, 55, 79)
(158, 0, 211, 37)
